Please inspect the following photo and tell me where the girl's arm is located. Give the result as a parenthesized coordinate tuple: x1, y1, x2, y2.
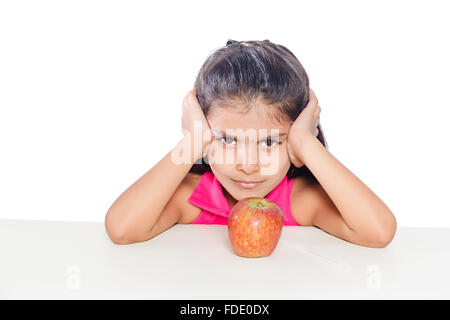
(105, 88, 211, 244)
(104, 135, 201, 244)
(287, 89, 396, 247)
(296, 135, 397, 248)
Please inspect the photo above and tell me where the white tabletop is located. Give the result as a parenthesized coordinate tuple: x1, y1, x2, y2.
(1, 219, 449, 299)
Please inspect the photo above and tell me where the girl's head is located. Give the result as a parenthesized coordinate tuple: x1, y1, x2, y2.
(189, 39, 328, 200)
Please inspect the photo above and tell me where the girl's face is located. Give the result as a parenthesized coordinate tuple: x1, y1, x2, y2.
(205, 103, 294, 202)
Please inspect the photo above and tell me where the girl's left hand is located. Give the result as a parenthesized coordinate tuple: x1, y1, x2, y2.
(287, 89, 321, 167)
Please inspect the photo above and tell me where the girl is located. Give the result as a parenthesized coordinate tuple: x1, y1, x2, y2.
(105, 39, 397, 248)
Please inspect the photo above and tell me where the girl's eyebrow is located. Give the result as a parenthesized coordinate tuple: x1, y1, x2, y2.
(212, 128, 288, 140)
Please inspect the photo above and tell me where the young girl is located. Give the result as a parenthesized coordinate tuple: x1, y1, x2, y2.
(105, 39, 397, 248)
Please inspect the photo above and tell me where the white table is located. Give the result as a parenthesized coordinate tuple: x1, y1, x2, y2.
(1, 219, 449, 299)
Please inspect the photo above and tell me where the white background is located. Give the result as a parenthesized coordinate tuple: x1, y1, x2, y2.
(0, 0, 448, 227)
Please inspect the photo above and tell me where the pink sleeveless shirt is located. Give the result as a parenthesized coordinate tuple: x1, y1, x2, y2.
(188, 171, 300, 226)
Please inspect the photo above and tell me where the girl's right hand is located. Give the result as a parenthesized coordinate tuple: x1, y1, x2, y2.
(181, 88, 213, 160)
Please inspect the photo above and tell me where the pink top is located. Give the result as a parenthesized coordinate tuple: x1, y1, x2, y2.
(188, 171, 300, 226)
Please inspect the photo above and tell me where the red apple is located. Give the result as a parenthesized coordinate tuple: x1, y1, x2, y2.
(228, 197, 284, 258)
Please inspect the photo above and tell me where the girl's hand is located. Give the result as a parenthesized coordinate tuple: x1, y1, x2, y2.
(287, 89, 321, 167)
(181, 88, 213, 160)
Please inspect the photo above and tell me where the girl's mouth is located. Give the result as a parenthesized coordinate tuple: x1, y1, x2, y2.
(232, 179, 264, 189)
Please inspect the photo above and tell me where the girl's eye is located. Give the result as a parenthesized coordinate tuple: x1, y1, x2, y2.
(219, 136, 279, 148)
(220, 136, 236, 146)
(261, 138, 279, 148)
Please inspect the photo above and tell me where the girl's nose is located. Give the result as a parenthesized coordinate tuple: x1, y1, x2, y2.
(235, 142, 260, 174)
(237, 162, 259, 175)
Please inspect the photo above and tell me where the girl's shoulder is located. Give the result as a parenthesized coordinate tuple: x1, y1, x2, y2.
(176, 172, 204, 224)
(290, 175, 320, 226)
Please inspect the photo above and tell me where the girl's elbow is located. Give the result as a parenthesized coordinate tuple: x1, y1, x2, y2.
(377, 215, 397, 248)
(104, 210, 134, 245)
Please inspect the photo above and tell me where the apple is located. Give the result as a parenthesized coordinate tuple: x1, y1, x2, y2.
(227, 197, 284, 258)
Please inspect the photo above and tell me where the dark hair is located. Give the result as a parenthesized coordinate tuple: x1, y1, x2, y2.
(189, 39, 328, 185)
